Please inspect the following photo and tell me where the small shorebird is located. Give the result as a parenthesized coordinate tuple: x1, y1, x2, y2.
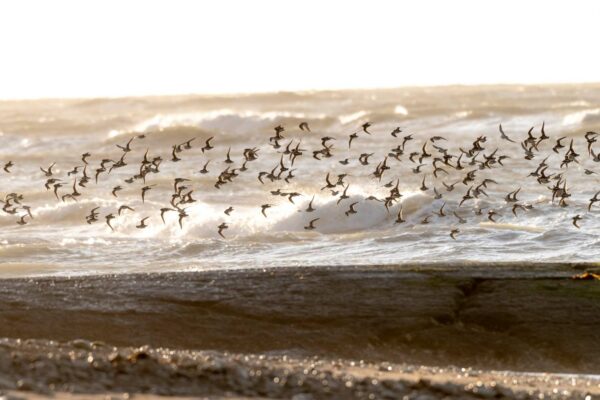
(304, 218, 319, 230)
(3, 161, 13, 173)
(305, 195, 316, 212)
(160, 208, 176, 224)
(82, 152, 91, 164)
(395, 204, 405, 224)
(261, 204, 272, 217)
(218, 222, 228, 238)
(202, 137, 214, 153)
(40, 162, 56, 177)
(299, 122, 311, 132)
(345, 202, 358, 217)
(118, 205, 134, 215)
(136, 217, 149, 229)
(199, 160, 211, 174)
(498, 124, 516, 143)
(105, 214, 115, 231)
(141, 185, 154, 203)
(450, 228, 460, 240)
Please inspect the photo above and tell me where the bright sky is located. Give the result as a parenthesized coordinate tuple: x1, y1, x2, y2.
(1, 0, 599, 99)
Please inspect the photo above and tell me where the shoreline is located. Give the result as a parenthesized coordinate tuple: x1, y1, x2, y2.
(0, 265, 598, 375)
(0, 260, 599, 280)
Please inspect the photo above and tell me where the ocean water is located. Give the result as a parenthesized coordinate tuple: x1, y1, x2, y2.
(0, 84, 599, 276)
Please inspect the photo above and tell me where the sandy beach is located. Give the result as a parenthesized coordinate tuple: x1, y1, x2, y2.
(0, 264, 598, 398)
(0, 338, 600, 399)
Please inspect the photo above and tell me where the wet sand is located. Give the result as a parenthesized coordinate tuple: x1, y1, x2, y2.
(0, 264, 599, 398)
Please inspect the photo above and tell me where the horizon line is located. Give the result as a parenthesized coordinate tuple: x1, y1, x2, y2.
(2, 81, 600, 103)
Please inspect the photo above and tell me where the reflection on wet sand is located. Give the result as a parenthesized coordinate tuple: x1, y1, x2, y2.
(0, 265, 598, 373)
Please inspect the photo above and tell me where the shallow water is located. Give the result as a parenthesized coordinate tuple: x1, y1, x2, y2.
(0, 84, 599, 276)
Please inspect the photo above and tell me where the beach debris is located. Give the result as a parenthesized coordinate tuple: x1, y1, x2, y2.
(572, 272, 600, 281)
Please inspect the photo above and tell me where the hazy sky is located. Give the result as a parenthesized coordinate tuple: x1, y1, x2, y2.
(1, 0, 599, 99)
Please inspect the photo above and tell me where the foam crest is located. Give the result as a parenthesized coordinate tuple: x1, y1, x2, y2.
(108, 109, 330, 140)
(562, 108, 600, 126)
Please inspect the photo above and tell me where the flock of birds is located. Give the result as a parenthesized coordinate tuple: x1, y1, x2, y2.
(1, 120, 600, 240)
